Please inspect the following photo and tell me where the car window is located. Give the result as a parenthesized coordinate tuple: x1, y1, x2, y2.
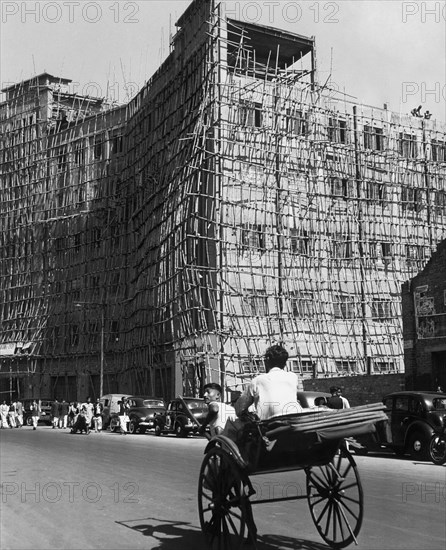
(409, 399, 424, 414)
(433, 398, 446, 410)
(143, 400, 165, 407)
(394, 397, 409, 411)
(383, 397, 393, 410)
(104, 399, 109, 407)
(186, 400, 205, 409)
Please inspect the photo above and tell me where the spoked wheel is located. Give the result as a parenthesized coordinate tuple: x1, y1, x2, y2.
(306, 446, 364, 549)
(198, 447, 250, 549)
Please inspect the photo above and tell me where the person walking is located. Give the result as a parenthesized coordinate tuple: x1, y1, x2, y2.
(93, 398, 104, 433)
(326, 387, 344, 410)
(51, 399, 60, 429)
(31, 400, 40, 430)
(8, 402, 17, 428)
(118, 396, 130, 435)
(82, 397, 94, 430)
(15, 399, 24, 428)
(59, 399, 69, 429)
(0, 400, 9, 428)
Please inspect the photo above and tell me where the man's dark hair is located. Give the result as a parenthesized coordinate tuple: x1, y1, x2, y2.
(264, 344, 289, 370)
(203, 382, 222, 394)
(329, 386, 338, 394)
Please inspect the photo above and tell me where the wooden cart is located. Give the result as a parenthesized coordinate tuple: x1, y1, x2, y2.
(198, 404, 388, 549)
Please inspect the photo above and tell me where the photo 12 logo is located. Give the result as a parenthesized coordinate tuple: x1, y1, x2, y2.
(401, 82, 446, 105)
(1, 481, 139, 503)
(1, 1, 140, 24)
(223, 1, 340, 24)
(402, 2, 446, 23)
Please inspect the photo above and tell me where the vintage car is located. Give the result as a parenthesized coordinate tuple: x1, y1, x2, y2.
(109, 396, 166, 434)
(23, 399, 54, 426)
(358, 391, 446, 464)
(296, 391, 331, 409)
(154, 397, 207, 437)
(99, 393, 132, 430)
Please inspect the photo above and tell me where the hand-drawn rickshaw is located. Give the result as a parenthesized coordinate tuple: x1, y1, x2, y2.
(197, 403, 387, 549)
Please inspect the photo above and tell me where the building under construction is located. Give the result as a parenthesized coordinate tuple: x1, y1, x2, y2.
(1, 0, 446, 402)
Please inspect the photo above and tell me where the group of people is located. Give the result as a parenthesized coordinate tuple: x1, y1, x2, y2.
(200, 344, 351, 439)
(0, 400, 25, 428)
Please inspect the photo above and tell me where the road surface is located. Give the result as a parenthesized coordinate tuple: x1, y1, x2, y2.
(1, 426, 445, 549)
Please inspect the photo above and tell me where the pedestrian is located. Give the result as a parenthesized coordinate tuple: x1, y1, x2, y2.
(118, 396, 130, 434)
(31, 400, 40, 430)
(82, 397, 94, 430)
(67, 402, 77, 427)
(0, 400, 9, 428)
(59, 399, 69, 429)
(51, 398, 60, 428)
(326, 387, 344, 409)
(93, 398, 104, 433)
(337, 387, 350, 409)
(8, 402, 17, 428)
(15, 399, 24, 427)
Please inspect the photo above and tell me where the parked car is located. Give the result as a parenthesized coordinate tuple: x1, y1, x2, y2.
(99, 393, 132, 429)
(23, 399, 54, 426)
(154, 397, 207, 437)
(358, 391, 446, 464)
(109, 396, 166, 434)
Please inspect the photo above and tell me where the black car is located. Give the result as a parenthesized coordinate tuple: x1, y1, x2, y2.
(22, 399, 54, 426)
(109, 396, 166, 434)
(154, 397, 207, 437)
(361, 391, 446, 464)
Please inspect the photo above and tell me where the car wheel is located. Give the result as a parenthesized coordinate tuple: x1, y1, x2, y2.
(154, 424, 162, 436)
(428, 435, 446, 465)
(408, 431, 429, 460)
(26, 417, 33, 426)
(175, 423, 186, 438)
(129, 421, 137, 434)
(139, 427, 146, 434)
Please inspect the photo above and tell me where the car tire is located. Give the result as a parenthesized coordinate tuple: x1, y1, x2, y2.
(428, 435, 446, 465)
(26, 417, 33, 427)
(140, 427, 146, 434)
(128, 421, 137, 434)
(175, 423, 186, 438)
(407, 431, 429, 461)
(154, 424, 162, 436)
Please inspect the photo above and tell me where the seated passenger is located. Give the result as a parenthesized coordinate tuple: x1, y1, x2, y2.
(235, 344, 302, 421)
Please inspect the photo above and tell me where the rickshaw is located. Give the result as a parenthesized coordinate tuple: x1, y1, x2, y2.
(198, 403, 387, 549)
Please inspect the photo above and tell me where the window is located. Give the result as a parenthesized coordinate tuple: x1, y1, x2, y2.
(406, 244, 425, 267)
(334, 294, 358, 319)
(363, 125, 384, 151)
(111, 135, 123, 156)
(365, 180, 386, 204)
(399, 133, 417, 158)
(245, 291, 268, 316)
(241, 224, 266, 251)
(242, 359, 265, 374)
(291, 291, 314, 319)
(335, 360, 358, 374)
(330, 233, 353, 259)
(94, 135, 103, 159)
(69, 325, 79, 347)
(73, 141, 84, 165)
(401, 186, 422, 212)
(381, 241, 393, 259)
(373, 361, 396, 374)
(56, 147, 67, 172)
(285, 108, 307, 135)
(89, 321, 99, 346)
(371, 298, 393, 320)
(330, 176, 352, 199)
(394, 397, 409, 411)
(431, 140, 446, 162)
(239, 101, 262, 127)
(290, 228, 311, 255)
(328, 117, 347, 143)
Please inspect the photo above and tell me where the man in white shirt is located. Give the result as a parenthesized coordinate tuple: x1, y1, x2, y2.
(235, 344, 302, 421)
(200, 382, 235, 437)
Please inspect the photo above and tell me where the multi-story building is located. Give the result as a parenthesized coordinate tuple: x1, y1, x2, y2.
(1, 0, 446, 401)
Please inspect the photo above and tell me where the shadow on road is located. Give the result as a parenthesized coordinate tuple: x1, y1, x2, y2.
(116, 516, 331, 549)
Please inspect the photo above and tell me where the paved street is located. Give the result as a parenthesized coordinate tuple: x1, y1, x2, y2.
(1, 426, 445, 550)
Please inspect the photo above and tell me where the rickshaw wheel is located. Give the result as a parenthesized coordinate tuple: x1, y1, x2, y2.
(306, 446, 364, 549)
(198, 447, 248, 549)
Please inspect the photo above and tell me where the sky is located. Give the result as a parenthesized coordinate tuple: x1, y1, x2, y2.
(1, 0, 445, 122)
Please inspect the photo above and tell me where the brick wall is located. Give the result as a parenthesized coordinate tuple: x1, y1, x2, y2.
(303, 374, 406, 406)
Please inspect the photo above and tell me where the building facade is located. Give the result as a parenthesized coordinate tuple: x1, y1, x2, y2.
(1, 0, 446, 402)
(402, 239, 446, 391)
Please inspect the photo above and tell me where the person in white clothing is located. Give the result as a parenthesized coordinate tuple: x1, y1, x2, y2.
(0, 401, 9, 428)
(200, 383, 235, 437)
(235, 344, 302, 421)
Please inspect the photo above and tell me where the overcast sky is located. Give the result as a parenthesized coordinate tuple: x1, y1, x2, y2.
(1, 0, 445, 122)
